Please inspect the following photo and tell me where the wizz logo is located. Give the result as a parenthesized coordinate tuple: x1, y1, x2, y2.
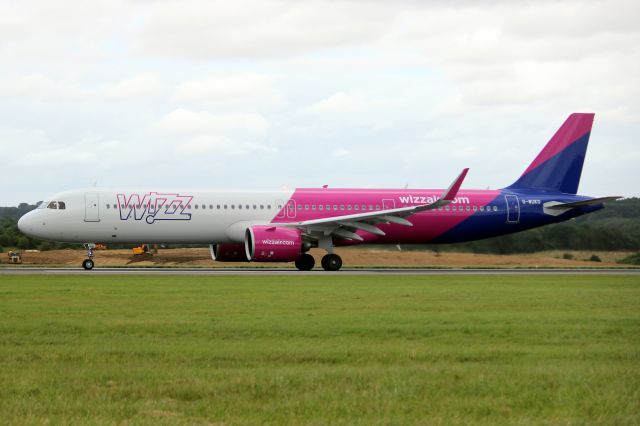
(116, 192, 193, 224)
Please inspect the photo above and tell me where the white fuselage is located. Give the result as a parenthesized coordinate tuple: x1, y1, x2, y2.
(18, 188, 294, 244)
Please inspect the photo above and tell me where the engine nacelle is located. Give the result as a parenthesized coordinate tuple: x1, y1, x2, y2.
(245, 226, 302, 262)
(209, 243, 249, 262)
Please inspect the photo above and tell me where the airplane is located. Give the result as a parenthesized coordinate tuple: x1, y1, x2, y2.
(18, 113, 620, 271)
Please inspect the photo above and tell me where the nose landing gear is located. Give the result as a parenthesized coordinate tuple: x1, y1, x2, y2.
(82, 243, 96, 270)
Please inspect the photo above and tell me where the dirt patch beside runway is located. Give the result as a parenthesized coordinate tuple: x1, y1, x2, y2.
(2, 247, 631, 268)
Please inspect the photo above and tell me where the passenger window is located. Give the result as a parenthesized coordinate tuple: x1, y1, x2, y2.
(231, 205, 235, 209)
(375, 205, 380, 210)
(267, 205, 271, 209)
(312, 205, 316, 210)
(493, 206, 498, 211)
(260, 205, 264, 209)
(452, 206, 457, 211)
(473, 206, 477, 211)
(305, 205, 309, 210)
(106, 204, 110, 209)
(347, 205, 352, 210)
(354, 205, 359, 211)
(466, 206, 470, 211)
(333, 205, 338, 210)
(445, 206, 450, 211)
(319, 205, 323, 210)
(246, 205, 249, 210)
(195, 204, 199, 209)
(326, 205, 331, 210)
(480, 206, 484, 211)
(202, 204, 206, 209)
(340, 205, 345, 210)
(368, 205, 373, 210)
(253, 205, 256, 210)
(239, 205, 242, 209)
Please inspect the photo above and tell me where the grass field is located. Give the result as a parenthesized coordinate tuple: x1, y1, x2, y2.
(0, 275, 638, 424)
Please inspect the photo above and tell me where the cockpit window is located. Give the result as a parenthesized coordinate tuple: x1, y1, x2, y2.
(37, 201, 47, 209)
(58, 201, 66, 210)
(47, 201, 58, 209)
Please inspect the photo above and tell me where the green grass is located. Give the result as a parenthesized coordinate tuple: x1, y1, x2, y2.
(0, 275, 638, 425)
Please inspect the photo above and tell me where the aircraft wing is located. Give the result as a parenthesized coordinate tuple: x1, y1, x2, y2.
(274, 168, 469, 241)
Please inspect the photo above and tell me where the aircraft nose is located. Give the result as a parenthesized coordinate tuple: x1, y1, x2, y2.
(18, 212, 35, 236)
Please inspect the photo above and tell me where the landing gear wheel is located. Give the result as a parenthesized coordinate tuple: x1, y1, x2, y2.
(295, 253, 315, 271)
(321, 254, 342, 271)
(82, 259, 94, 270)
(82, 243, 96, 270)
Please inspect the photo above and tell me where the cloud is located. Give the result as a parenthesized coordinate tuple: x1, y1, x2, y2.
(331, 148, 350, 157)
(0, 75, 84, 100)
(175, 135, 276, 155)
(17, 148, 97, 167)
(0, 0, 638, 204)
(0, 74, 163, 101)
(307, 92, 381, 115)
(102, 74, 162, 99)
(155, 108, 269, 135)
(388, 1, 640, 111)
(135, 0, 389, 59)
(173, 73, 282, 106)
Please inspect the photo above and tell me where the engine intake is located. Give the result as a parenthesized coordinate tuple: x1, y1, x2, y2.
(209, 243, 249, 262)
(245, 226, 302, 262)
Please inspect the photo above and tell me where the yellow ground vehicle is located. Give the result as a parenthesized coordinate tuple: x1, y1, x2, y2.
(8, 251, 22, 264)
(132, 244, 150, 255)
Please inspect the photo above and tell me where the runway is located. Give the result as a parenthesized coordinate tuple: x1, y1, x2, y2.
(1, 267, 639, 276)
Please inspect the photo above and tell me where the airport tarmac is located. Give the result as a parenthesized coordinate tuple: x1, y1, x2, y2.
(1, 267, 639, 276)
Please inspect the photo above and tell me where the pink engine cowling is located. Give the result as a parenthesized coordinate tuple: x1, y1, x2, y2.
(209, 243, 249, 262)
(245, 226, 302, 262)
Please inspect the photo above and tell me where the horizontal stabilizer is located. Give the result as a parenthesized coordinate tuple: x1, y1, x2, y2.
(545, 196, 622, 210)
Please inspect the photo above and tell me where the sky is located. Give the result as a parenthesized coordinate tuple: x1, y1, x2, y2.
(1, 0, 638, 205)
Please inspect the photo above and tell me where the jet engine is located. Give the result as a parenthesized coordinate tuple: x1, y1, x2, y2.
(245, 225, 302, 262)
(209, 243, 249, 262)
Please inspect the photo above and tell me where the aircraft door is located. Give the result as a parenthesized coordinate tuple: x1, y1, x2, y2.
(84, 192, 100, 222)
(505, 194, 520, 224)
(382, 199, 395, 210)
(286, 199, 296, 218)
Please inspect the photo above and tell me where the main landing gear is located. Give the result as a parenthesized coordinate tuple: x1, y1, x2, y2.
(294, 236, 343, 271)
(294, 253, 343, 271)
(321, 253, 342, 271)
(295, 253, 315, 271)
(82, 243, 96, 270)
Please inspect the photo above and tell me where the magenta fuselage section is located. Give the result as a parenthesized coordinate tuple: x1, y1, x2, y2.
(271, 188, 503, 245)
